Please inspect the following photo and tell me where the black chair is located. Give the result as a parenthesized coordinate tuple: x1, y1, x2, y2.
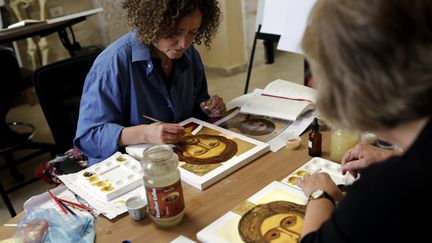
(0, 47, 57, 217)
(33, 51, 100, 153)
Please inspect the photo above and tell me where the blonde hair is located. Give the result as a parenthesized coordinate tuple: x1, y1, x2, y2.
(122, 0, 221, 48)
(303, 0, 432, 132)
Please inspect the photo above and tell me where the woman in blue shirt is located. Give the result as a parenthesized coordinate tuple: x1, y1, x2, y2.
(74, 0, 225, 165)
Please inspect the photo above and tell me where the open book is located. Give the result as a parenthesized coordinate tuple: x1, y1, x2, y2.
(7, 19, 46, 29)
(229, 79, 317, 121)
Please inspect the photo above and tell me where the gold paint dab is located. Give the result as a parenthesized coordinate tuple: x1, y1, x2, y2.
(101, 185, 114, 191)
(232, 200, 256, 216)
(92, 180, 108, 187)
(288, 176, 299, 185)
(295, 170, 310, 177)
(88, 175, 99, 182)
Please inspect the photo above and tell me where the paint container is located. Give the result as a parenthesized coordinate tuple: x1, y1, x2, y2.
(286, 136, 302, 150)
(125, 196, 147, 221)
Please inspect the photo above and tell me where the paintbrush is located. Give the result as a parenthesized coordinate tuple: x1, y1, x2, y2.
(142, 115, 163, 123)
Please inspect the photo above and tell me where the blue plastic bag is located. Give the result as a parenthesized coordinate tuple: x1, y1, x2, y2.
(15, 208, 95, 243)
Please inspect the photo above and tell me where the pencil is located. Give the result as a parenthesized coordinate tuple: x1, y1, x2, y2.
(58, 198, 93, 211)
(59, 200, 77, 216)
(142, 115, 163, 123)
(47, 190, 68, 215)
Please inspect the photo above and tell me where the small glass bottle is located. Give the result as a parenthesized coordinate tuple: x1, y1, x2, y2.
(308, 118, 322, 157)
(142, 145, 185, 228)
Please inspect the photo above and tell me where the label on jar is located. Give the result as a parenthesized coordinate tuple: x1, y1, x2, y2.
(145, 179, 185, 218)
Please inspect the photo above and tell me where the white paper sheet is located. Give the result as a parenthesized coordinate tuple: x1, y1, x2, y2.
(261, 0, 317, 54)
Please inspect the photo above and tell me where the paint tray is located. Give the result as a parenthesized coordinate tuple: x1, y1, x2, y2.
(78, 152, 144, 201)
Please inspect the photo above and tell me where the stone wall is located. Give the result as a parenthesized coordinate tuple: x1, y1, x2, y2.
(4, 0, 261, 72)
(5, 0, 128, 69)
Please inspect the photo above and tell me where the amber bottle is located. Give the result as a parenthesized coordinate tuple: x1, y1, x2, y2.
(308, 118, 322, 157)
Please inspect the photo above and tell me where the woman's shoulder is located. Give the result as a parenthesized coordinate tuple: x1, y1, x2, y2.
(100, 33, 135, 59)
(92, 32, 145, 71)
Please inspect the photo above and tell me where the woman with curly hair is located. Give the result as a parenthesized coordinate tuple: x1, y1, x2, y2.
(74, 0, 225, 165)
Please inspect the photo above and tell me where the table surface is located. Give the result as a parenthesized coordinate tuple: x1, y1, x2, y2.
(0, 130, 332, 242)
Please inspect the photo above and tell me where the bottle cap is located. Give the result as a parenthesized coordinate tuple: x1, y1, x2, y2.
(311, 118, 319, 132)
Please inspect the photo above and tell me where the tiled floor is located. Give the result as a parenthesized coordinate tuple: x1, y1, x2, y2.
(0, 50, 304, 225)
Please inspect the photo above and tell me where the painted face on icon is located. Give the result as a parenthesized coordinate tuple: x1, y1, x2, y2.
(181, 136, 227, 159)
(239, 118, 276, 136)
(153, 9, 202, 59)
(261, 213, 303, 242)
(238, 201, 306, 243)
(174, 134, 238, 164)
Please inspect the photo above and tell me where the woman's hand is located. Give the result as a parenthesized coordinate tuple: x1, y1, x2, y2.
(296, 172, 343, 237)
(341, 143, 395, 178)
(143, 122, 185, 144)
(200, 95, 226, 118)
(119, 123, 185, 146)
(296, 172, 343, 202)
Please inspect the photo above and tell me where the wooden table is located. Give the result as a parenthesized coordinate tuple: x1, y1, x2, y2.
(0, 130, 332, 242)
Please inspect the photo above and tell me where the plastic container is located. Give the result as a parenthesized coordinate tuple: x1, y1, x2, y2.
(286, 136, 302, 150)
(142, 145, 185, 228)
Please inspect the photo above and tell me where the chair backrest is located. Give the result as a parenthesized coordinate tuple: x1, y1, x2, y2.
(33, 52, 99, 153)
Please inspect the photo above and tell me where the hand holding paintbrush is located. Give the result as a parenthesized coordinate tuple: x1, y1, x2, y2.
(120, 115, 186, 145)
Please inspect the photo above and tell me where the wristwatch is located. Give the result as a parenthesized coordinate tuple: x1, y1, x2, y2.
(308, 189, 336, 206)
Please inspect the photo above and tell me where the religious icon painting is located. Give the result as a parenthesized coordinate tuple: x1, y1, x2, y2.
(176, 118, 270, 190)
(214, 109, 315, 152)
(215, 111, 292, 142)
(196, 181, 307, 243)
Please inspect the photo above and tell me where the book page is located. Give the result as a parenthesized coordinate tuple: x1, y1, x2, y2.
(46, 8, 103, 24)
(7, 19, 45, 29)
(263, 79, 316, 102)
(240, 95, 313, 121)
(227, 89, 263, 109)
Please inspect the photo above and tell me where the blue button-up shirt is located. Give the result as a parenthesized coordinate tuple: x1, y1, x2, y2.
(74, 32, 210, 165)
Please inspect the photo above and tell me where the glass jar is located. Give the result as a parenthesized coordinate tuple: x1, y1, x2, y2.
(142, 145, 185, 228)
(330, 129, 359, 163)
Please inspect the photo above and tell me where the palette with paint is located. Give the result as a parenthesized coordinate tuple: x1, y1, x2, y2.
(78, 152, 144, 201)
(281, 157, 357, 190)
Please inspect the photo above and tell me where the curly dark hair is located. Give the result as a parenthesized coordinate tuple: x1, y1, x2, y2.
(122, 0, 221, 49)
